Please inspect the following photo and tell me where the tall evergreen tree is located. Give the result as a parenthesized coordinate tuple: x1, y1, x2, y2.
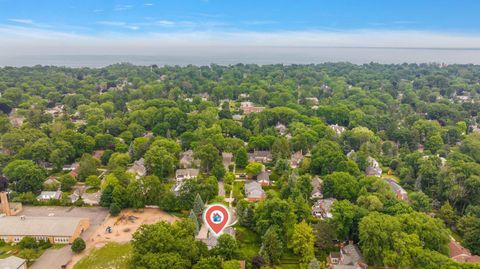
(259, 227, 283, 267)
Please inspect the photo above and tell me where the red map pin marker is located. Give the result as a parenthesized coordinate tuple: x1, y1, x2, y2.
(203, 204, 230, 237)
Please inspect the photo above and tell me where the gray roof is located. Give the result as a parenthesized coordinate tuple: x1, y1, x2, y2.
(0, 216, 86, 237)
(175, 168, 200, 179)
(245, 181, 265, 198)
(37, 191, 62, 200)
(0, 256, 26, 269)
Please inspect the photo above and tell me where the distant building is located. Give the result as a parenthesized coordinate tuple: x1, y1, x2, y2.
(240, 102, 265, 114)
(312, 198, 336, 219)
(383, 178, 408, 201)
(275, 122, 287, 135)
(329, 241, 368, 269)
(232, 114, 244, 121)
(0, 216, 90, 244)
(329, 124, 346, 136)
(290, 151, 304, 168)
(449, 238, 480, 263)
(63, 163, 80, 179)
(92, 150, 105, 161)
(69, 193, 80, 204)
(128, 158, 147, 179)
(310, 176, 323, 200)
(81, 190, 101, 206)
(0, 256, 27, 269)
(365, 157, 382, 177)
(179, 150, 198, 169)
(43, 176, 60, 190)
(248, 150, 272, 163)
(175, 168, 200, 181)
(257, 167, 271, 187)
(37, 191, 62, 201)
(198, 226, 236, 249)
(45, 104, 65, 118)
(305, 97, 319, 105)
(245, 181, 266, 202)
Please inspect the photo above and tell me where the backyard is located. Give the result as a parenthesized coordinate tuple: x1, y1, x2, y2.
(73, 243, 132, 269)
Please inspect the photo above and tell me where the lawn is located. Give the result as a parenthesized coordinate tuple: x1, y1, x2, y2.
(235, 226, 302, 268)
(0, 243, 54, 261)
(74, 243, 132, 269)
(235, 226, 261, 262)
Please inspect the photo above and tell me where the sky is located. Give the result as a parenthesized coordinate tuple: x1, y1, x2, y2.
(2, 0, 480, 57)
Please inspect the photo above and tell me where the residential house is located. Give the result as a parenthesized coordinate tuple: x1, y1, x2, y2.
(365, 157, 382, 177)
(248, 150, 272, 163)
(275, 122, 287, 135)
(310, 176, 323, 200)
(43, 176, 60, 190)
(449, 238, 480, 263)
(290, 151, 304, 168)
(8, 109, 25, 128)
(63, 163, 80, 179)
(383, 178, 408, 201)
(127, 158, 147, 179)
(197, 226, 236, 250)
(232, 114, 244, 121)
(175, 168, 200, 181)
(312, 198, 337, 219)
(69, 193, 80, 203)
(81, 191, 101, 206)
(245, 181, 266, 202)
(173, 168, 200, 194)
(179, 150, 197, 169)
(45, 105, 64, 118)
(222, 152, 233, 170)
(0, 256, 27, 269)
(329, 241, 368, 269)
(329, 124, 346, 136)
(257, 167, 271, 187)
(92, 150, 105, 161)
(37, 191, 62, 201)
(240, 101, 265, 114)
(305, 97, 319, 106)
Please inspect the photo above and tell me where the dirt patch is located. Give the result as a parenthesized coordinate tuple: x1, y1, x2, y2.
(68, 208, 178, 268)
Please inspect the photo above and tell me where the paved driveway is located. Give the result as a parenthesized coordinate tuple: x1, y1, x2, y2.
(31, 246, 72, 269)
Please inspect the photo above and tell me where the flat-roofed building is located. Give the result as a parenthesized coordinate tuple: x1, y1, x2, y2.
(0, 256, 27, 269)
(0, 216, 89, 244)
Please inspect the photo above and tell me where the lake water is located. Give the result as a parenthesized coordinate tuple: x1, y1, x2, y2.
(2, 47, 480, 67)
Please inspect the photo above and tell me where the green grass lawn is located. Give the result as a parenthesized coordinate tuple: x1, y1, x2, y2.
(233, 181, 245, 200)
(235, 226, 302, 268)
(74, 243, 132, 269)
(235, 226, 261, 262)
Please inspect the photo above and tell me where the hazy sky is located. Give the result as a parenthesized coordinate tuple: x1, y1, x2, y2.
(1, 0, 480, 56)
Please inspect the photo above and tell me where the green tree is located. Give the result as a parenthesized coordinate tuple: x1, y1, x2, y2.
(193, 193, 204, 219)
(109, 203, 121, 216)
(409, 191, 432, 212)
(246, 162, 263, 178)
(71, 237, 86, 253)
(213, 234, 239, 260)
(259, 227, 283, 267)
(223, 260, 241, 269)
(194, 143, 221, 173)
(291, 221, 315, 266)
(3, 160, 45, 193)
(145, 146, 176, 178)
(323, 172, 359, 201)
(85, 175, 101, 189)
(235, 147, 248, 169)
(308, 258, 321, 269)
(77, 153, 99, 181)
(58, 174, 77, 192)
